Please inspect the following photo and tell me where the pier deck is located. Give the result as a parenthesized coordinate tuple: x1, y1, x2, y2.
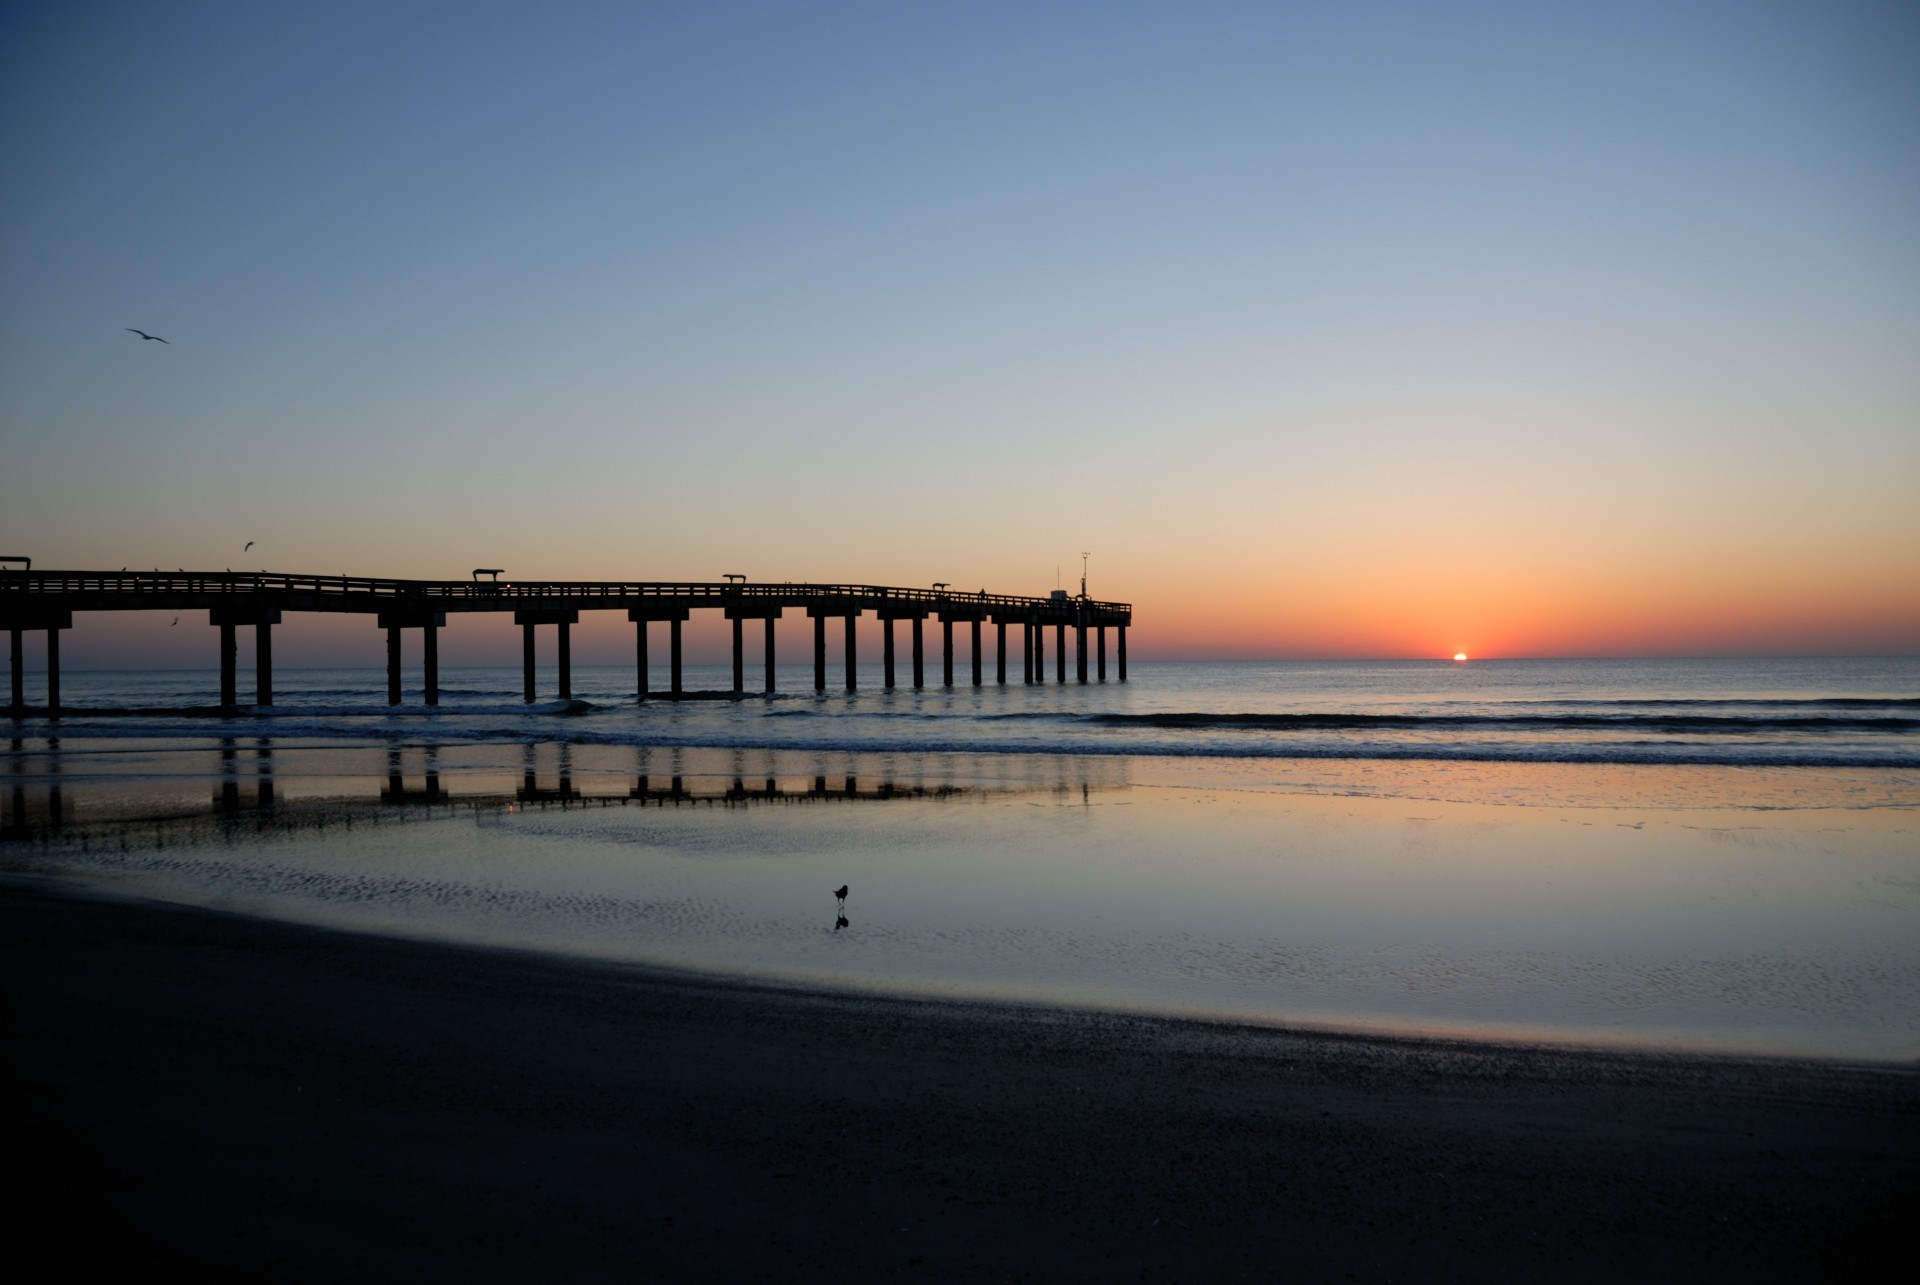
(3, 570, 1131, 711)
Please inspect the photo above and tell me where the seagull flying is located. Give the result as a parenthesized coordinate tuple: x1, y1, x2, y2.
(244, 541, 254, 552)
(126, 328, 169, 344)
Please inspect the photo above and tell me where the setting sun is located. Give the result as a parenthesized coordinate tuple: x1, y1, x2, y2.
(1453, 653, 1469, 662)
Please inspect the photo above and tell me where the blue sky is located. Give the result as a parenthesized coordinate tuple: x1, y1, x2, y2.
(4, 1, 1916, 660)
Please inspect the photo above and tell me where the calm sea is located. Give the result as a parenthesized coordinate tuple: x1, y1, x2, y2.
(16, 656, 1920, 769)
(8, 656, 1919, 1059)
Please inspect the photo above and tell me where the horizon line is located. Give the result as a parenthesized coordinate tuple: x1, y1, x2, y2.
(29, 652, 1920, 674)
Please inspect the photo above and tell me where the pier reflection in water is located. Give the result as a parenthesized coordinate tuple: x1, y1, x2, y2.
(214, 736, 277, 812)
(5, 735, 62, 838)
(0, 737, 1117, 845)
(382, 744, 445, 805)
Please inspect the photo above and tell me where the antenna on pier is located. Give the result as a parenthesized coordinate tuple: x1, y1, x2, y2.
(1080, 551, 1089, 599)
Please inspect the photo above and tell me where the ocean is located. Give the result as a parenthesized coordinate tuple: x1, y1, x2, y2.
(15, 655, 1919, 767)
(6, 657, 1918, 1059)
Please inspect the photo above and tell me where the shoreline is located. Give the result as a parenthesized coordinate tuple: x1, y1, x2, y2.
(8, 876, 1915, 1280)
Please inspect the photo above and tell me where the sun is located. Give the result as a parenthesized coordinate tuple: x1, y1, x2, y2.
(1453, 652, 1469, 662)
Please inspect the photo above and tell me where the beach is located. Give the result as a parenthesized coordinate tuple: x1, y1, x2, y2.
(6, 658, 1918, 1277)
(8, 877, 1914, 1281)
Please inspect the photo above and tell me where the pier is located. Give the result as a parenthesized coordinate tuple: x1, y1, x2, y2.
(3, 570, 1130, 712)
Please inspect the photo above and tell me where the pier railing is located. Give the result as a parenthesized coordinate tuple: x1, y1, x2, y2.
(1, 570, 1128, 618)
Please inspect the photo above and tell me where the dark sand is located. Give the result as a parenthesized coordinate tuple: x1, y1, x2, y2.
(6, 878, 1914, 1282)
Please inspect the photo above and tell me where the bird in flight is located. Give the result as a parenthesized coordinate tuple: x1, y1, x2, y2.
(244, 541, 254, 552)
(126, 328, 169, 344)
(170, 617, 178, 627)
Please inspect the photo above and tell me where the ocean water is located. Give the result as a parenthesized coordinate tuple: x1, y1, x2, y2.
(6, 658, 1919, 1059)
(16, 655, 1920, 768)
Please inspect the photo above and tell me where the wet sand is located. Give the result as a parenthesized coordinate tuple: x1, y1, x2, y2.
(6, 876, 1914, 1282)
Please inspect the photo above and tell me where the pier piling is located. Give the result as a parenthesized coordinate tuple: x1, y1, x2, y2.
(257, 619, 274, 706)
(46, 625, 61, 712)
(513, 609, 579, 703)
(385, 625, 400, 705)
(373, 611, 440, 707)
(4, 571, 1132, 708)
(523, 623, 536, 702)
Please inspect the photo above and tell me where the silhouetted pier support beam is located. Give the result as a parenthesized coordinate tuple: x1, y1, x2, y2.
(514, 608, 579, 703)
(876, 606, 927, 690)
(912, 617, 925, 688)
(374, 609, 444, 706)
(425, 619, 438, 704)
(724, 604, 783, 693)
(1097, 625, 1107, 681)
(628, 606, 690, 699)
(386, 626, 400, 704)
(211, 607, 281, 708)
(1055, 622, 1067, 683)
(937, 609, 986, 688)
(995, 620, 1008, 684)
(807, 604, 859, 692)
(1117, 624, 1127, 680)
(1076, 614, 1089, 685)
(1032, 622, 1044, 684)
(226, 622, 240, 706)
(3, 609, 70, 714)
(260, 616, 276, 703)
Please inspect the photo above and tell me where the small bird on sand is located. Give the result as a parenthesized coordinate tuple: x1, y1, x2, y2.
(834, 884, 849, 908)
(126, 328, 169, 344)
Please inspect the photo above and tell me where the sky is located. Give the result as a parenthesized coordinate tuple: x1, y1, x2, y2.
(3, 0, 1917, 667)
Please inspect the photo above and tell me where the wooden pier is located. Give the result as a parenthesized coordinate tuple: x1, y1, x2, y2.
(3, 570, 1131, 712)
